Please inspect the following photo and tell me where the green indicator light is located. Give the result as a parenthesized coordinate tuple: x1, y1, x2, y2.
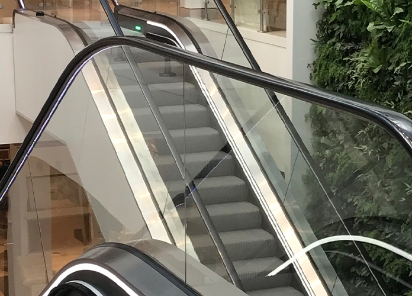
(135, 25, 142, 31)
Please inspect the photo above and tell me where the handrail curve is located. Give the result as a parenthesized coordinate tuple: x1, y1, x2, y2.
(2, 36, 412, 294)
(3, 35, 412, 228)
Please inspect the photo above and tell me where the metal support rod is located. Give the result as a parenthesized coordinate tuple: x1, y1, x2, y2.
(176, 0, 180, 16)
(230, 0, 235, 23)
(204, 0, 209, 21)
(259, 0, 267, 32)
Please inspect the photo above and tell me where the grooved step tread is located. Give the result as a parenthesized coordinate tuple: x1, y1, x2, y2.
(183, 202, 260, 218)
(155, 151, 230, 167)
(133, 104, 209, 131)
(184, 202, 261, 233)
(166, 176, 248, 205)
(192, 228, 275, 246)
(143, 127, 222, 154)
(145, 127, 219, 138)
(208, 256, 287, 277)
(154, 151, 234, 180)
(247, 287, 304, 296)
(234, 257, 289, 277)
(134, 104, 206, 115)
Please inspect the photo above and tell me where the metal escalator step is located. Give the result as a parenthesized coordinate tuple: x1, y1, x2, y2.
(191, 229, 277, 263)
(143, 127, 222, 155)
(166, 176, 248, 205)
(107, 61, 184, 85)
(133, 104, 209, 131)
(183, 202, 261, 234)
(208, 257, 292, 291)
(155, 151, 234, 180)
(247, 287, 304, 296)
(118, 83, 200, 108)
(235, 257, 292, 291)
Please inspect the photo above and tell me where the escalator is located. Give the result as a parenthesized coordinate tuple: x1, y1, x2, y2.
(3, 1, 412, 296)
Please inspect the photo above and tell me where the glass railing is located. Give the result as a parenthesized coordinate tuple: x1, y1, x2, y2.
(116, 0, 286, 32)
(19, 0, 129, 42)
(114, 0, 254, 68)
(3, 35, 412, 296)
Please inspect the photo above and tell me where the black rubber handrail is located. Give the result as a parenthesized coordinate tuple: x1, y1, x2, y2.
(1, 36, 411, 295)
(2, 35, 412, 209)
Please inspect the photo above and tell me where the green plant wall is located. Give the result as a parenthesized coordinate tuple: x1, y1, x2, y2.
(307, 0, 412, 295)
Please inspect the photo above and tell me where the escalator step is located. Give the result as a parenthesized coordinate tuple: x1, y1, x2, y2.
(144, 127, 222, 155)
(155, 151, 234, 180)
(183, 202, 261, 234)
(121, 82, 200, 108)
(208, 257, 292, 291)
(133, 104, 209, 131)
(166, 176, 248, 205)
(247, 287, 304, 296)
(108, 61, 184, 85)
(191, 229, 277, 263)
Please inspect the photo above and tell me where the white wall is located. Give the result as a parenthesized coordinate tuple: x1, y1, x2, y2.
(13, 13, 149, 239)
(0, 24, 28, 145)
(285, 0, 322, 187)
(188, 18, 288, 77)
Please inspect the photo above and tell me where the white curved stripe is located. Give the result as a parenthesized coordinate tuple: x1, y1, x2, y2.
(68, 280, 105, 296)
(267, 235, 412, 277)
(41, 262, 140, 296)
(146, 21, 186, 49)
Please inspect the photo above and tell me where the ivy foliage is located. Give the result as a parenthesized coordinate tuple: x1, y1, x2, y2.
(308, 0, 412, 295)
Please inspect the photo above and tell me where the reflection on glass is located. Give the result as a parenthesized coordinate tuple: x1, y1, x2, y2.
(233, 0, 260, 30)
(5, 36, 412, 296)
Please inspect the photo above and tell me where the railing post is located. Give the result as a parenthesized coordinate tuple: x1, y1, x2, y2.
(204, 0, 209, 21)
(176, 0, 180, 16)
(230, 0, 235, 23)
(259, 0, 267, 32)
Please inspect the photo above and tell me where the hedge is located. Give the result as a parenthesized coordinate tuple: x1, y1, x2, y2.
(307, 0, 412, 295)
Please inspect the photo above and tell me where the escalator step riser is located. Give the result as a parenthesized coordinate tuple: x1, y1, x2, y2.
(109, 47, 166, 64)
(242, 273, 294, 291)
(133, 105, 209, 131)
(143, 129, 222, 155)
(110, 62, 185, 85)
(155, 153, 234, 181)
(166, 177, 249, 205)
(185, 208, 262, 234)
(193, 237, 277, 263)
(123, 83, 201, 108)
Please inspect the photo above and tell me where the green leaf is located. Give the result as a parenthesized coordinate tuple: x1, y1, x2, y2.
(393, 7, 404, 16)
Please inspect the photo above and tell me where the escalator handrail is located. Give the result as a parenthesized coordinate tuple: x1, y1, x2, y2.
(1, 36, 412, 293)
(3, 35, 412, 227)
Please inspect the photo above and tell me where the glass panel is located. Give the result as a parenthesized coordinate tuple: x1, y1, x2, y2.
(7, 42, 412, 296)
(271, 242, 412, 296)
(232, 0, 287, 32)
(23, 0, 116, 41)
(6, 160, 48, 296)
(265, 0, 286, 31)
(190, 65, 412, 295)
(233, 0, 260, 30)
(91, 46, 232, 284)
(116, 0, 253, 68)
